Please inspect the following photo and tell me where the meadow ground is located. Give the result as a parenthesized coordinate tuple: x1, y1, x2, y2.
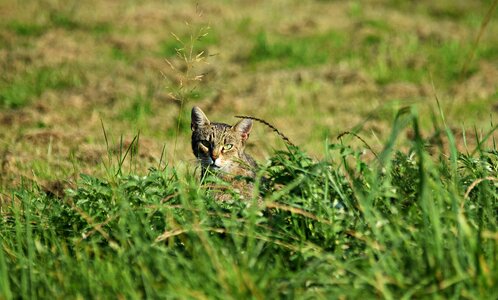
(0, 0, 497, 190)
(0, 0, 498, 298)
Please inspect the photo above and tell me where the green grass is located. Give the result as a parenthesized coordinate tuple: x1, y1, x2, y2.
(244, 26, 481, 87)
(1, 108, 497, 298)
(0, 65, 85, 108)
(49, 12, 80, 31)
(119, 93, 153, 124)
(7, 13, 111, 38)
(247, 30, 346, 69)
(349, 29, 478, 86)
(7, 21, 47, 37)
(1, 1, 498, 297)
(110, 45, 132, 62)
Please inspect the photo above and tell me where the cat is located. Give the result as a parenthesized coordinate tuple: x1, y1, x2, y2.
(191, 106, 257, 184)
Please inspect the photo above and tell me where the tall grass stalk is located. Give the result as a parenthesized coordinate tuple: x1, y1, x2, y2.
(163, 11, 211, 160)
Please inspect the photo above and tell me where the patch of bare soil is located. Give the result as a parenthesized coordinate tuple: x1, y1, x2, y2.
(325, 66, 379, 97)
(77, 144, 106, 165)
(382, 82, 426, 99)
(23, 130, 65, 144)
(454, 62, 498, 101)
(42, 179, 69, 199)
(0, 110, 32, 126)
(34, 29, 87, 65)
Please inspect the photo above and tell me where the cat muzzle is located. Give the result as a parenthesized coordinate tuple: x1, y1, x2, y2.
(210, 157, 225, 169)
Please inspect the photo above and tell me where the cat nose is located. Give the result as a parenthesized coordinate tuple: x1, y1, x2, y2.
(210, 150, 220, 161)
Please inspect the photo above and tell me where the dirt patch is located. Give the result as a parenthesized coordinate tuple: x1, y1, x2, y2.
(0, 110, 32, 126)
(23, 130, 65, 144)
(325, 67, 372, 86)
(454, 62, 498, 101)
(77, 144, 107, 165)
(382, 82, 423, 99)
(34, 29, 89, 65)
(42, 179, 69, 199)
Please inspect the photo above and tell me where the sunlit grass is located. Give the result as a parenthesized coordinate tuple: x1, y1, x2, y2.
(1, 108, 497, 298)
(1, 1, 498, 297)
(0, 65, 85, 108)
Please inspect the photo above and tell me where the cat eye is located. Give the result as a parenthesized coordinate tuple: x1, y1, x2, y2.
(224, 144, 233, 151)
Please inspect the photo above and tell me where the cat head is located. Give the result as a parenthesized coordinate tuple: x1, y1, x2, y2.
(191, 106, 253, 174)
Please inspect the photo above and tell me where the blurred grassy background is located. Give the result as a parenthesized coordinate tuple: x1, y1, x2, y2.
(0, 0, 497, 190)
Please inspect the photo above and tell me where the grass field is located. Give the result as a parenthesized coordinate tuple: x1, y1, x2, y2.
(1, 0, 498, 298)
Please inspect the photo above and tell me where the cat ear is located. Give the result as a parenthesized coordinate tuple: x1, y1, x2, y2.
(233, 119, 253, 141)
(191, 106, 210, 131)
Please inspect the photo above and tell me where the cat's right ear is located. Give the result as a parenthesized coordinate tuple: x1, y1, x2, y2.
(191, 106, 210, 131)
(233, 118, 253, 141)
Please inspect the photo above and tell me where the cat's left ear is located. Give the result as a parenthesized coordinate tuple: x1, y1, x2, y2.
(233, 119, 253, 141)
(191, 106, 210, 131)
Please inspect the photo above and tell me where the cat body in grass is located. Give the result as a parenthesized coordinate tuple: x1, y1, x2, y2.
(191, 106, 257, 185)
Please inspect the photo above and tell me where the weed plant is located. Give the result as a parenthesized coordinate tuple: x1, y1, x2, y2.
(1, 107, 497, 299)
